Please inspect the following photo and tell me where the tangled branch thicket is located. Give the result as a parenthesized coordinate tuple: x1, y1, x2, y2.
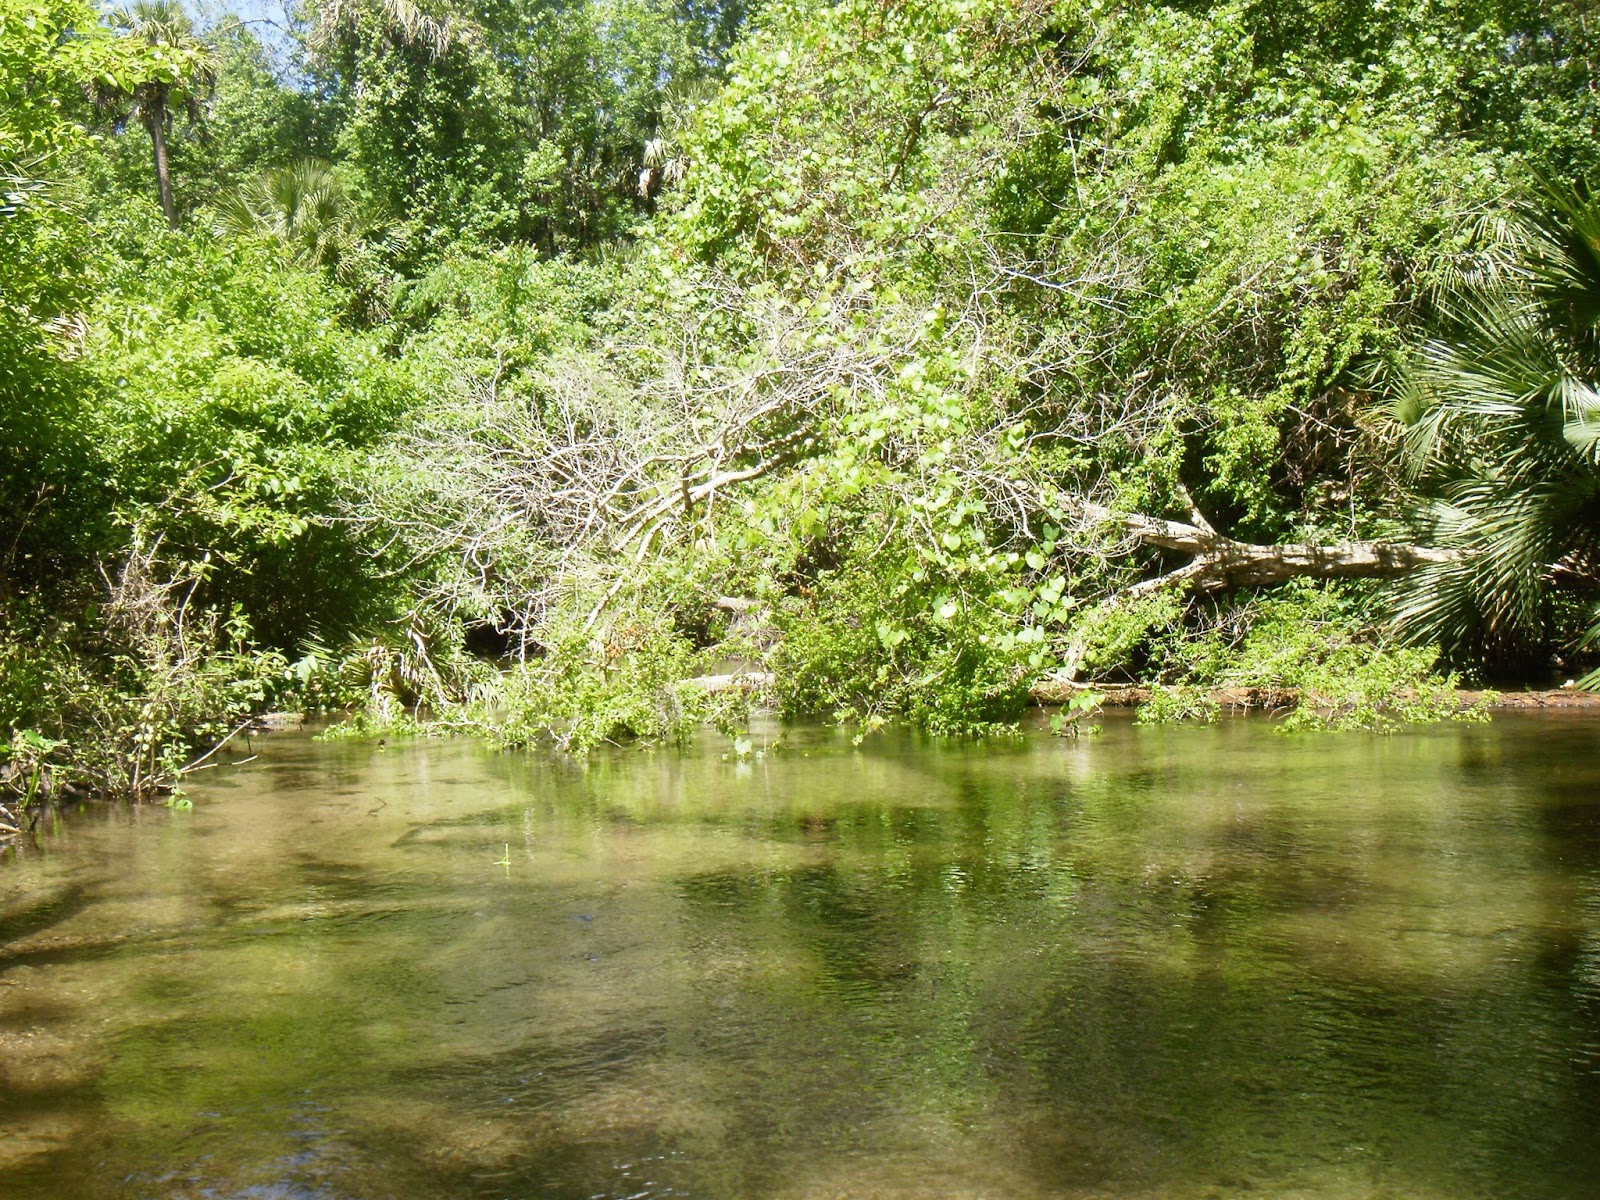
(356, 272, 963, 637)
(1, 542, 282, 803)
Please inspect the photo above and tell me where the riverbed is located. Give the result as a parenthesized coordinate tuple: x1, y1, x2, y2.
(2, 715, 1598, 1198)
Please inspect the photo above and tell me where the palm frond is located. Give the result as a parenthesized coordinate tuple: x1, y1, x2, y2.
(217, 158, 397, 294)
(1394, 183, 1600, 667)
(1522, 179, 1600, 347)
(306, 0, 482, 62)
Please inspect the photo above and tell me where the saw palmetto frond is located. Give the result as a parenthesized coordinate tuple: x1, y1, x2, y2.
(1394, 183, 1600, 678)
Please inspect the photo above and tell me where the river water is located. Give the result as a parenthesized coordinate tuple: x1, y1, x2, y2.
(1, 715, 1598, 1199)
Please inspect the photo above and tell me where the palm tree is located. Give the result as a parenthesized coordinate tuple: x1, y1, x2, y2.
(1393, 182, 1600, 683)
(216, 158, 399, 321)
(98, 1, 220, 228)
(217, 159, 360, 271)
(306, 0, 478, 62)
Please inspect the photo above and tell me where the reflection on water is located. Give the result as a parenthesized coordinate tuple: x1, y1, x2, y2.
(2, 715, 1599, 1199)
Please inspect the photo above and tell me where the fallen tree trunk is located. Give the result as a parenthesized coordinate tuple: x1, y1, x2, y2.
(1070, 500, 1458, 594)
(687, 670, 777, 693)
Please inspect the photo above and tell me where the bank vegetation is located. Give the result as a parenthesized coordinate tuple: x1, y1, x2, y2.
(3, 0, 1599, 810)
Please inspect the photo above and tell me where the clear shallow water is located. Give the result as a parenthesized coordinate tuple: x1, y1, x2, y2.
(2, 715, 1599, 1200)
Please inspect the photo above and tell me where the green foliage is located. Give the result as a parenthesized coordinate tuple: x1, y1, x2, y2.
(1, 0, 158, 593)
(471, 611, 751, 755)
(0, 553, 290, 801)
(214, 157, 361, 268)
(1134, 581, 1475, 731)
(94, 0, 222, 225)
(1, 0, 126, 372)
(292, 596, 522, 730)
(1, 0, 138, 160)
(78, 21, 331, 221)
(771, 549, 1036, 738)
(1393, 183, 1600, 678)
(0, 729, 65, 812)
(1065, 592, 1189, 682)
(395, 245, 612, 378)
(667, 0, 1029, 281)
(983, 0, 1548, 539)
(215, 157, 398, 317)
(1047, 690, 1104, 737)
(9, 0, 1600, 788)
(75, 213, 413, 647)
(174, 23, 328, 197)
(345, 0, 1598, 745)
(309, 0, 721, 256)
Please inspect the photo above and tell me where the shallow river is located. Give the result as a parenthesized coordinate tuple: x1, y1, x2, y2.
(2, 715, 1599, 1199)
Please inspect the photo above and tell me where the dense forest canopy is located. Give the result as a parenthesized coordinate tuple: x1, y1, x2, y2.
(2, 0, 1599, 801)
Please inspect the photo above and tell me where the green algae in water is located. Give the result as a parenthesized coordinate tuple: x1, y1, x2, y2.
(1, 714, 1599, 1199)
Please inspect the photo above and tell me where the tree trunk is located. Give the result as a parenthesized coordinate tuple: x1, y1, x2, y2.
(145, 104, 177, 229)
(1069, 500, 1457, 593)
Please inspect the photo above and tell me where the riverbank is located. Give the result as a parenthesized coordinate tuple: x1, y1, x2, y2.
(696, 670, 1600, 715)
(1028, 681, 1600, 712)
